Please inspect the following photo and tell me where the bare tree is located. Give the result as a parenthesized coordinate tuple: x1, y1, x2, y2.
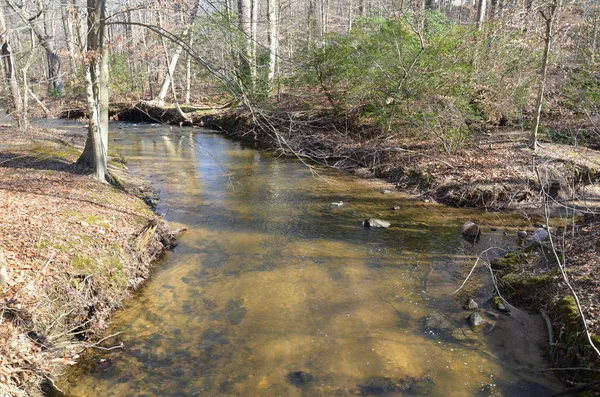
(476, 0, 487, 30)
(530, 0, 562, 150)
(267, 0, 279, 90)
(154, 0, 201, 104)
(0, 4, 23, 128)
(5, 0, 64, 95)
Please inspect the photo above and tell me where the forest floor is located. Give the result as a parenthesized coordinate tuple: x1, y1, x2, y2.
(0, 125, 173, 396)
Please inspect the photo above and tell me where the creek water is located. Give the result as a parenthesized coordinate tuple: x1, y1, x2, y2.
(54, 123, 561, 396)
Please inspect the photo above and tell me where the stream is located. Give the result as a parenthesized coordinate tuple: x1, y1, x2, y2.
(53, 122, 562, 396)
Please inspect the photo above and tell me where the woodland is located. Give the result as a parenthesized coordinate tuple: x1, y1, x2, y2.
(1, 0, 598, 176)
(1, 0, 600, 395)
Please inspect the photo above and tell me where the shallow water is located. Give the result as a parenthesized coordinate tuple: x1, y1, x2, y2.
(56, 123, 561, 396)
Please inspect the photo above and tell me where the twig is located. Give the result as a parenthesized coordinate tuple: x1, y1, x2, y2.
(536, 163, 600, 360)
(544, 381, 600, 397)
(451, 246, 499, 295)
(83, 332, 124, 351)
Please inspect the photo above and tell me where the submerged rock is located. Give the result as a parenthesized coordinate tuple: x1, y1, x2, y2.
(468, 312, 486, 328)
(424, 312, 453, 332)
(286, 371, 314, 388)
(358, 376, 395, 395)
(224, 299, 247, 325)
(363, 218, 391, 229)
(402, 376, 436, 395)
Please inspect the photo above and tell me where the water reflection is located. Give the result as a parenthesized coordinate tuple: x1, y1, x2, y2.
(57, 125, 560, 396)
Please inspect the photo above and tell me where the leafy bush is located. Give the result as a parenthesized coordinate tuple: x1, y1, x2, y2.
(292, 12, 538, 149)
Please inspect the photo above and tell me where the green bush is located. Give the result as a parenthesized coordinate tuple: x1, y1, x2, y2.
(292, 13, 538, 148)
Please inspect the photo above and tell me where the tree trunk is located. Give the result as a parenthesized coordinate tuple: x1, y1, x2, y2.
(77, 0, 109, 182)
(267, 0, 279, 89)
(250, 0, 258, 87)
(592, 12, 598, 63)
(185, 33, 193, 104)
(476, 0, 487, 30)
(155, 0, 200, 103)
(237, 0, 252, 89)
(61, 4, 77, 74)
(0, 6, 24, 129)
(530, 0, 562, 150)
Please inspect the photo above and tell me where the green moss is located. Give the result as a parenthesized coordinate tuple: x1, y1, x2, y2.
(556, 295, 579, 323)
(491, 250, 532, 272)
(502, 272, 554, 287)
(72, 255, 94, 270)
(102, 255, 128, 289)
(592, 335, 600, 350)
(29, 144, 80, 162)
(493, 295, 502, 306)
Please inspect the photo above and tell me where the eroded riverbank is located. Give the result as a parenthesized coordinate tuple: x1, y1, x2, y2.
(0, 125, 174, 396)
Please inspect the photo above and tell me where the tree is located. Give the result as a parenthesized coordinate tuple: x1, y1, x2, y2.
(5, 0, 64, 95)
(0, 5, 24, 128)
(530, 0, 562, 150)
(77, 0, 109, 182)
(476, 0, 487, 31)
(267, 0, 279, 89)
(154, 0, 201, 104)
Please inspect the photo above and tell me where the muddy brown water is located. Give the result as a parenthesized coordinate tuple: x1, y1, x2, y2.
(50, 122, 562, 396)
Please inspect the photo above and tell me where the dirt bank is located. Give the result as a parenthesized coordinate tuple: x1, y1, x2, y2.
(0, 126, 176, 396)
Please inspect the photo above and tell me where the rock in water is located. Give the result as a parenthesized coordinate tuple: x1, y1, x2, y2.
(468, 312, 486, 328)
(286, 371, 314, 388)
(358, 376, 395, 395)
(464, 298, 478, 310)
(493, 296, 509, 313)
(424, 312, 453, 332)
(462, 221, 481, 238)
(363, 218, 391, 229)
